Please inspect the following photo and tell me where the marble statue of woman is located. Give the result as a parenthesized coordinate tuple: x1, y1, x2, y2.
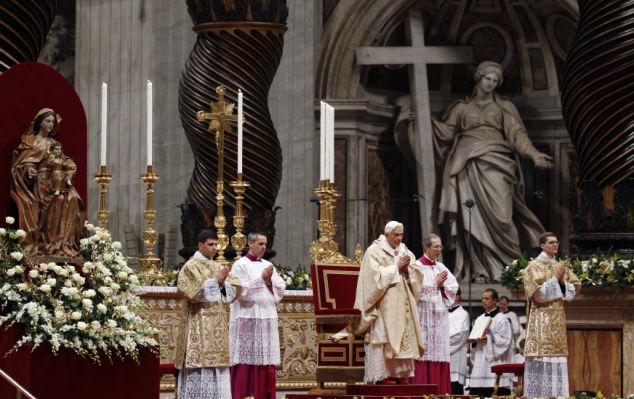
(10, 108, 84, 259)
(433, 61, 553, 281)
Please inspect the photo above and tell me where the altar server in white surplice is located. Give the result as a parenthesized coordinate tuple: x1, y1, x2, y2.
(412, 233, 459, 395)
(469, 288, 513, 398)
(230, 232, 286, 399)
(448, 288, 470, 395)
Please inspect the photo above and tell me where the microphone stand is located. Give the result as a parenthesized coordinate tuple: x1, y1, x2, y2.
(464, 200, 475, 321)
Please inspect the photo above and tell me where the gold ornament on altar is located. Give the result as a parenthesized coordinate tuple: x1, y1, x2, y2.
(138, 165, 165, 285)
(93, 165, 113, 230)
(196, 85, 250, 265)
(309, 180, 361, 265)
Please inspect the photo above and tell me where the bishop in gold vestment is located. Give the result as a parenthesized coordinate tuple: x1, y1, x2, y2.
(174, 231, 241, 399)
(522, 233, 580, 399)
(354, 221, 425, 383)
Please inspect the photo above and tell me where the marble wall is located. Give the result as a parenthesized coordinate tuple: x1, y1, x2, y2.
(76, 0, 320, 268)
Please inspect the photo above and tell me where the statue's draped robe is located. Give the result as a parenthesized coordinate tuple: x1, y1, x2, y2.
(412, 255, 458, 394)
(469, 308, 514, 390)
(522, 252, 580, 398)
(354, 236, 425, 382)
(175, 252, 240, 399)
(433, 95, 544, 280)
(230, 253, 286, 399)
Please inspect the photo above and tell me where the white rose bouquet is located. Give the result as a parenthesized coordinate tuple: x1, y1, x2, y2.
(0, 221, 157, 362)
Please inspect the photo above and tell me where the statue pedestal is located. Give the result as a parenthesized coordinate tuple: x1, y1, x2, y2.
(512, 287, 634, 396)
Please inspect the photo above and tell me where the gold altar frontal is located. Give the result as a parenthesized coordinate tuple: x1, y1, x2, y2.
(136, 287, 317, 391)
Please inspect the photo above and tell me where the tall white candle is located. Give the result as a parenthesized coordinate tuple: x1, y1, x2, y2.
(238, 89, 243, 174)
(147, 80, 153, 166)
(320, 101, 326, 181)
(327, 104, 335, 183)
(100, 82, 107, 166)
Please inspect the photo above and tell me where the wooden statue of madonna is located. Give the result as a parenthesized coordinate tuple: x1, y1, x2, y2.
(10, 108, 85, 260)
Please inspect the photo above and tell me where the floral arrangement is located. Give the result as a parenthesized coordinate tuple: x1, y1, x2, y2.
(275, 264, 311, 290)
(0, 218, 158, 361)
(500, 253, 634, 289)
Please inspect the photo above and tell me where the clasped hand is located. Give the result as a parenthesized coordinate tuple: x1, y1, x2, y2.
(261, 264, 274, 283)
(214, 267, 229, 286)
(555, 261, 568, 282)
(436, 270, 448, 287)
(397, 255, 411, 271)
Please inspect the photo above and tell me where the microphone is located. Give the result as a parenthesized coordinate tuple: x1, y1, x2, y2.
(464, 199, 475, 208)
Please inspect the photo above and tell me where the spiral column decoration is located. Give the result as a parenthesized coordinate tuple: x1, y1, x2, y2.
(0, 0, 57, 71)
(178, 0, 288, 260)
(561, 0, 634, 252)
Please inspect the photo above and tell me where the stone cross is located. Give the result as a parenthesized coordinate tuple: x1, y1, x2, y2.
(356, 9, 473, 234)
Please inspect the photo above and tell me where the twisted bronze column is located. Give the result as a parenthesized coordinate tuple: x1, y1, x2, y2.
(0, 0, 57, 71)
(178, 0, 287, 260)
(561, 0, 634, 252)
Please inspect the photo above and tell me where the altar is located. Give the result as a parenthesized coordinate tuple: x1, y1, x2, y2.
(137, 287, 318, 391)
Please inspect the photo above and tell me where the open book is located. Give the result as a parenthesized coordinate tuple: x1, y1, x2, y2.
(468, 316, 492, 342)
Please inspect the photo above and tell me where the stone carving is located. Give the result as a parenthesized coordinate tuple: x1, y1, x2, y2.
(432, 62, 552, 281)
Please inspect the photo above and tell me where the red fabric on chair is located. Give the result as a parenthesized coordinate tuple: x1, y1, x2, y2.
(0, 62, 88, 220)
(310, 263, 360, 315)
(491, 363, 525, 374)
(160, 363, 176, 375)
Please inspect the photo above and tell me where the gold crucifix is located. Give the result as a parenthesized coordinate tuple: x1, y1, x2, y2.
(195, 85, 238, 264)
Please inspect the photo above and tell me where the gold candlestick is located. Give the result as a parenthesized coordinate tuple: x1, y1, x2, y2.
(138, 165, 165, 285)
(93, 165, 114, 230)
(230, 173, 250, 260)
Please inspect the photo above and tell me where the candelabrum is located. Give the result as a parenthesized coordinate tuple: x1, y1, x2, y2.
(230, 174, 250, 259)
(138, 165, 165, 285)
(93, 165, 114, 230)
(309, 180, 341, 263)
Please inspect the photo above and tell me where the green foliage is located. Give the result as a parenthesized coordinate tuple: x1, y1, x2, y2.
(500, 253, 634, 289)
(274, 264, 311, 290)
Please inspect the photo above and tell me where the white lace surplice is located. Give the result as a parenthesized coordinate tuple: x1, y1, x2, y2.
(416, 259, 459, 362)
(230, 256, 286, 366)
(177, 367, 231, 399)
(449, 306, 470, 385)
(524, 255, 576, 398)
(469, 312, 514, 388)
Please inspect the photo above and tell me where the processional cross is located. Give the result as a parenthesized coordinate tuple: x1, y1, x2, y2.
(356, 9, 473, 234)
(196, 86, 237, 263)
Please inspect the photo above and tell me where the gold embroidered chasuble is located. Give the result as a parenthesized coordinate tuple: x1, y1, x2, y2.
(175, 258, 241, 369)
(354, 239, 425, 360)
(522, 258, 580, 357)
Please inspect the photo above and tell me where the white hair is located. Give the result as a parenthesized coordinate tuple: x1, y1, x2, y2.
(384, 221, 403, 234)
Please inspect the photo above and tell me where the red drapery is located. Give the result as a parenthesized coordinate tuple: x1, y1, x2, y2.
(0, 324, 159, 399)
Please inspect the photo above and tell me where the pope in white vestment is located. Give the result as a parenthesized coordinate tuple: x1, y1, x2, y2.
(354, 221, 425, 383)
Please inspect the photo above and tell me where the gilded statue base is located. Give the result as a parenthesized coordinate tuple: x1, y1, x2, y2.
(138, 257, 165, 286)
